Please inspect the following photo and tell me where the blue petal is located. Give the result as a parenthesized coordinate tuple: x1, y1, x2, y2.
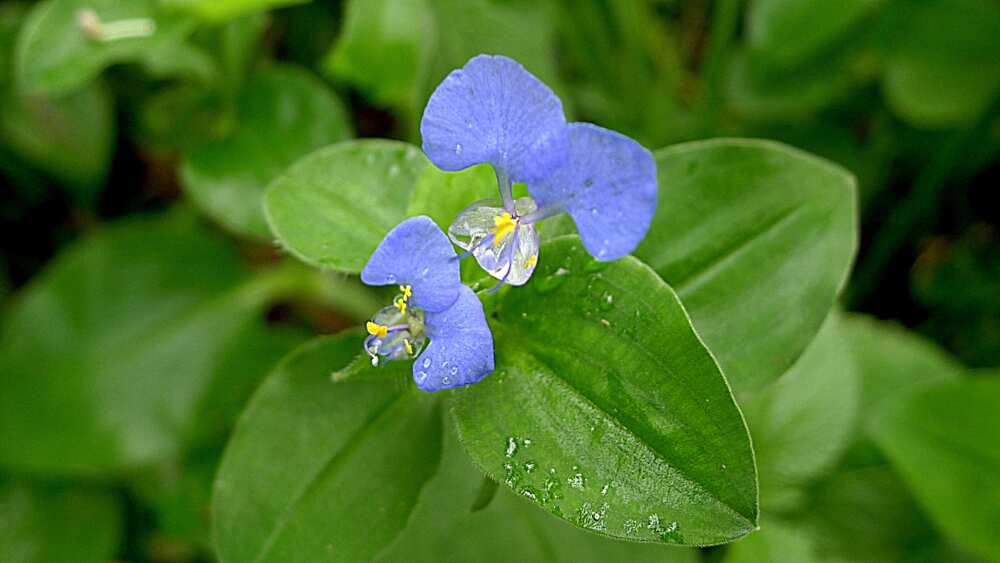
(413, 286, 494, 391)
(528, 123, 657, 261)
(420, 54, 568, 183)
(361, 216, 461, 312)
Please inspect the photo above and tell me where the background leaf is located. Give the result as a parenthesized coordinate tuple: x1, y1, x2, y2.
(213, 334, 442, 563)
(871, 377, 1000, 561)
(163, 0, 309, 23)
(0, 479, 122, 563)
(635, 138, 857, 395)
(181, 64, 352, 238)
(15, 0, 211, 96)
(741, 312, 860, 512)
(879, 0, 1000, 127)
(452, 237, 758, 545)
(264, 140, 429, 272)
(0, 213, 297, 476)
(0, 79, 114, 204)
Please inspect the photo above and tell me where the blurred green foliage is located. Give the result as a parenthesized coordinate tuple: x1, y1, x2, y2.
(0, 0, 997, 562)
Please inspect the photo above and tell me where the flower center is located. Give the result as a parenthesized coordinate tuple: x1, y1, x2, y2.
(491, 212, 518, 247)
(364, 285, 426, 366)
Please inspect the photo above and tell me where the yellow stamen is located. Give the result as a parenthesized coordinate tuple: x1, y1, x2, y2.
(403, 338, 414, 355)
(524, 255, 538, 269)
(399, 285, 412, 300)
(394, 296, 408, 315)
(366, 321, 388, 338)
(491, 212, 517, 248)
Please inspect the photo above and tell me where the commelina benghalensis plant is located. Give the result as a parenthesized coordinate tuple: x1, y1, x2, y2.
(361, 54, 658, 391)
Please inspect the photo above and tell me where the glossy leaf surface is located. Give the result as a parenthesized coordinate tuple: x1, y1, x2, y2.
(452, 237, 758, 545)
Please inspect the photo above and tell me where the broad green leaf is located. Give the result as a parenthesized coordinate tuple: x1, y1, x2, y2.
(452, 237, 758, 545)
(0, 213, 295, 476)
(265, 140, 430, 272)
(742, 312, 859, 512)
(182, 64, 352, 238)
(15, 0, 211, 96)
(380, 419, 699, 562)
(880, 0, 1000, 127)
(213, 334, 442, 563)
(0, 479, 122, 563)
(871, 378, 1000, 561)
(130, 450, 220, 552)
(162, 0, 309, 22)
(323, 0, 433, 110)
(746, 0, 885, 69)
(635, 139, 857, 395)
(722, 521, 819, 563)
(841, 314, 962, 431)
(0, 80, 114, 205)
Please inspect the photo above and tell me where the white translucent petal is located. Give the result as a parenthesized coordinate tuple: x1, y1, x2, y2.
(449, 197, 540, 286)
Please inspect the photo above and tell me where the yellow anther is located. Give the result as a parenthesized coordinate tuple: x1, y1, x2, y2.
(524, 255, 538, 269)
(394, 296, 408, 315)
(403, 338, 414, 355)
(399, 285, 412, 300)
(491, 212, 517, 248)
(366, 321, 388, 338)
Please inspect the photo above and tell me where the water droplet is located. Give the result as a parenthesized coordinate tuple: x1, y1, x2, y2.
(590, 207, 599, 216)
(454, 143, 463, 155)
(416, 370, 427, 382)
(522, 438, 532, 446)
(600, 293, 614, 311)
(567, 472, 585, 490)
(450, 366, 459, 376)
(422, 357, 431, 368)
(371, 357, 379, 367)
(386, 274, 397, 283)
(601, 484, 610, 496)
(442, 375, 451, 385)
(505, 437, 518, 458)
(524, 461, 536, 473)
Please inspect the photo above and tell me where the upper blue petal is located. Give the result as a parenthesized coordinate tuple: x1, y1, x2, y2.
(360, 216, 461, 312)
(420, 54, 568, 183)
(413, 285, 494, 392)
(528, 123, 657, 261)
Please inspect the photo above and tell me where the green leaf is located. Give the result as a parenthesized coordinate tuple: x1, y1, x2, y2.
(264, 140, 430, 272)
(0, 213, 293, 476)
(0, 80, 114, 205)
(213, 334, 442, 563)
(880, 0, 1000, 127)
(0, 479, 122, 563)
(15, 0, 211, 96)
(746, 0, 885, 69)
(742, 312, 860, 512)
(162, 0, 310, 22)
(406, 163, 496, 230)
(635, 139, 858, 395)
(323, 0, 433, 110)
(181, 64, 353, 238)
(452, 237, 758, 545)
(871, 378, 1000, 561)
(379, 419, 700, 562)
(721, 521, 820, 563)
(841, 314, 962, 431)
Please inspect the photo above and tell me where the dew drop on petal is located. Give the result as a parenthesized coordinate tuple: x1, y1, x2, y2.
(422, 357, 431, 368)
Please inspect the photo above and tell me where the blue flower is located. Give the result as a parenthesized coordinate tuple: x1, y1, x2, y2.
(421, 54, 657, 286)
(361, 216, 494, 392)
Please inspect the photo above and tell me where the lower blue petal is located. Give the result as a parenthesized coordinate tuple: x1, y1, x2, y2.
(413, 285, 494, 391)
